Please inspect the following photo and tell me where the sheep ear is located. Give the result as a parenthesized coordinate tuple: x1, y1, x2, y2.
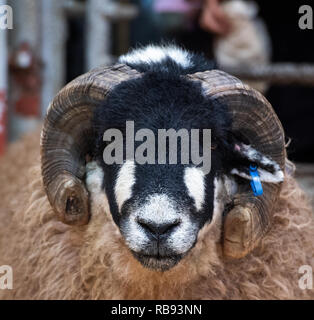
(230, 143, 284, 183)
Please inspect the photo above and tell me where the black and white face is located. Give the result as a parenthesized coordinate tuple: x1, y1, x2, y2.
(100, 159, 217, 271)
(91, 68, 228, 271)
(106, 160, 216, 271)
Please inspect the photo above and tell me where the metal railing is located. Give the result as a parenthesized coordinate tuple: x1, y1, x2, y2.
(222, 63, 314, 86)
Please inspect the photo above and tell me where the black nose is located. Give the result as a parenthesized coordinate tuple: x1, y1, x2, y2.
(137, 218, 181, 238)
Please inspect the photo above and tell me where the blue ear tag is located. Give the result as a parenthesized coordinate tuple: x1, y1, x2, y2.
(249, 165, 263, 196)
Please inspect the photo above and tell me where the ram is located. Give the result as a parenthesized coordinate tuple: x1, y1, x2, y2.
(0, 45, 313, 299)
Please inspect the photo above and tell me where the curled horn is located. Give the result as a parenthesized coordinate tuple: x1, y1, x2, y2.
(41, 64, 141, 225)
(188, 70, 286, 259)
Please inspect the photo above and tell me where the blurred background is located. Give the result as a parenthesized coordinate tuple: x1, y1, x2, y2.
(0, 0, 313, 203)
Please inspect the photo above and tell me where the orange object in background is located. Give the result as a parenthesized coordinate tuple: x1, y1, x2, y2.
(0, 90, 7, 155)
(15, 94, 40, 116)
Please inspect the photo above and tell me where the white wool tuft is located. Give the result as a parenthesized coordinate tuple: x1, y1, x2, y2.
(119, 44, 193, 69)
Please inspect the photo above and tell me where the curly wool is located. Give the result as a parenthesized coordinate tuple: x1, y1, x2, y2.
(0, 130, 313, 300)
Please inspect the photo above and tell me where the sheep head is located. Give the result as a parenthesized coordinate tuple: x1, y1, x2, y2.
(41, 61, 285, 268)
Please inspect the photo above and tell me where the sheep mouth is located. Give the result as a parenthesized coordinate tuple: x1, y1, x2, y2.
(131, 251, 182, 271)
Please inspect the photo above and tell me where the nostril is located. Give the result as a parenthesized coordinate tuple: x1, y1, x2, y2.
(137, 218, 181, 237)
(138, 220, 156, 235)
(158, 220, 180, 235)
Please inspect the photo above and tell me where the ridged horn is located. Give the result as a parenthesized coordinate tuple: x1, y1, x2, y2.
(41, 64, 141, 225)
(188, 70, 286, 258)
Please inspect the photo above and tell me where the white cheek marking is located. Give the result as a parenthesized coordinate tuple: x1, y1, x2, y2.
(119, 44, 193, 69)
(184, 167, 205, 211)
(114, 160, 136, 212)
